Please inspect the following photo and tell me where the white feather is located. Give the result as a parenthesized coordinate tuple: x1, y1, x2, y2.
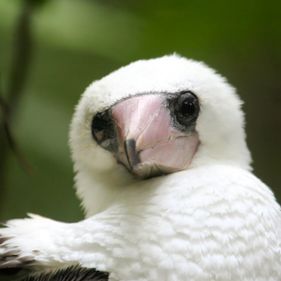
(1, 165, 281, 280)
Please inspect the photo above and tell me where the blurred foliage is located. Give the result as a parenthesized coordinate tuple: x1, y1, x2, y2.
(0, 0, 280, 223)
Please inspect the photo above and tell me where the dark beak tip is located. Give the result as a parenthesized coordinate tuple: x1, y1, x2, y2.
(124, 139, 140, 169)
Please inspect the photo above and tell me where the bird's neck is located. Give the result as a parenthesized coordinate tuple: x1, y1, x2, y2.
(75, 164, 136, 217)
(75, 161, 250, 218)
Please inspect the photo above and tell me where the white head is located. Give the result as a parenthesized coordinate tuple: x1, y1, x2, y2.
(69, 55, 252, 215)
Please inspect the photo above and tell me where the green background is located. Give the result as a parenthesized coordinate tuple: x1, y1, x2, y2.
(0, 0, 280, 224)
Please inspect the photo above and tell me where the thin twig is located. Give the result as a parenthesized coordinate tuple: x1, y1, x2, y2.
(0, 0, 34, 211)
(0, 97, 32, 175)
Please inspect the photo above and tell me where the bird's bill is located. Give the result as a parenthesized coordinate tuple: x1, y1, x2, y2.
(111, 94, 199, 178)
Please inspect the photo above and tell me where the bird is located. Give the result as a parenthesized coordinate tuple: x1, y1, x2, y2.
(21, 266, 108, 281)
(0, 54, 281, 281)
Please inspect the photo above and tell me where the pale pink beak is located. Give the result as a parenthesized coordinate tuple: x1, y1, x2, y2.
(111, 94, 199, 178)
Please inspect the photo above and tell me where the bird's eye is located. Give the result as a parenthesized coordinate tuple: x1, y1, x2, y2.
(170, 91, 199, 129)
(91, 110, 117, 151)
(180, 96, 196, 116)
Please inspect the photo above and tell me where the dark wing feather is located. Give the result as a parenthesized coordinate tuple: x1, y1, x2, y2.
(21, 266, 109, 281)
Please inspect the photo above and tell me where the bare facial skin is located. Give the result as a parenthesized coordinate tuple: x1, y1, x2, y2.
(93, 93, 199, 178)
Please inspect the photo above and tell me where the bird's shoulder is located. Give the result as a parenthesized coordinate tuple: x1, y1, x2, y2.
(110, 164, 281, 234)
(129, 164, 276, 203)
(166, 164, 276, 199)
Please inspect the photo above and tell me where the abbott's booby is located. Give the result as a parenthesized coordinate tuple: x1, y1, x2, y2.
(1, 55, 281, 281)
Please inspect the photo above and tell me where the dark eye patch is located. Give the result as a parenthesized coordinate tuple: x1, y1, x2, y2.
(167, 91, 200, 131)
(91, 110, 117, 152)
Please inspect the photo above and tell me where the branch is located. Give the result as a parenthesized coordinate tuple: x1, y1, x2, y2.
(0, 0, 35, 212)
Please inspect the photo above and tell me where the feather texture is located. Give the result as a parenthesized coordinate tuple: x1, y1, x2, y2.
(22, 266, 108, 281)
(1, 165, 281, 280)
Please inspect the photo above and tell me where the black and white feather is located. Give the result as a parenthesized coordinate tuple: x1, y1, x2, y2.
(22, 266, 108, 281)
